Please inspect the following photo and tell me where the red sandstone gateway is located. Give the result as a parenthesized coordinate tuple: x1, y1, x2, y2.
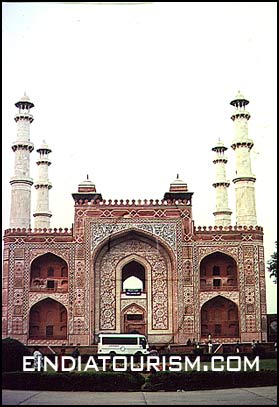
(2, 93, 268, 348)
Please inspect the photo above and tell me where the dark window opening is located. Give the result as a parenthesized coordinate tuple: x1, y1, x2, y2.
(122, 261, 145, 291)
(213, 266, 220, 276)
(102, 337, 138, 345)
(47, 280, 55, 289)
(47, 267, 54, 277)
(213, 279, 221, 287)
(126, 314, 143, 321)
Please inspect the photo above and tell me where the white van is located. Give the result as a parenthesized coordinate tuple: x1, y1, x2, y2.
(97, 333, 150, 356)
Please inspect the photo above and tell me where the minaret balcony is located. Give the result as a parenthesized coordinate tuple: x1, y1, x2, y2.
(212, 181, 230, 188)
(34, 182, 52, 189)
(14, 112, 34, 123)
(213, 158, 228, 164)
(10, 176, 33, 186)
(213, 209, 232, 216)
(11, 141, 34, 152)
(232, 175, 256, 184)
(36, 159, 51, 166)
(231, 111, 250, 121)
(231, 139, 254, 150)
(33, 211, 52, 217)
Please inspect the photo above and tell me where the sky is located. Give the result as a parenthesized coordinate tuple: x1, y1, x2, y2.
(2, 2, 277, 312)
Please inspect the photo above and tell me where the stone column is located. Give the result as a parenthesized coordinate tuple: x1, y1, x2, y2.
(212, 139, 232, 226)
(33, 141, 52, 228)
(9, 94, 34, 229)
(230, 92, 257, 226)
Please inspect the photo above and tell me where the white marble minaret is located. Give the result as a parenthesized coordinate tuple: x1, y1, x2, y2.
(230, 91, 257, 226)
(9, 93, 34, 229)
(212, 139, 232, 226)
(33, 141, 52, 228)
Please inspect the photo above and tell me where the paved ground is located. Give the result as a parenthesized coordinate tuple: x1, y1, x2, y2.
(2, 386, 277, 405)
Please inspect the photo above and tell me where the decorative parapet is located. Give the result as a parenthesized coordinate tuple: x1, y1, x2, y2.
(4, 227, 73, 236)
(193, 225, 263, 241)
(74, 198, 192, 206)
(194, 225, 263, 232)
(91, 221, 177, 251)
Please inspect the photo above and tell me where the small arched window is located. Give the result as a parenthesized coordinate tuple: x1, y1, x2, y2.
(122, 261, 145, 292)
(47, 267, 54, 277)
(213, 266, 220, 276)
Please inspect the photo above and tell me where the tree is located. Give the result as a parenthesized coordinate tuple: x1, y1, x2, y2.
(2, 337, 31, 372)
(267, 241, 277, 283)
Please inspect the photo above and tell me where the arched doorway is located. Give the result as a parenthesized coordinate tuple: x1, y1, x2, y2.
(93, 230, 174, 337)
(30, 253, 68, 293)
(201, 296, 239, 338)
(122, 260, 145, 293)
(29, 298, 67, 340)
(122, 304, 146, 335)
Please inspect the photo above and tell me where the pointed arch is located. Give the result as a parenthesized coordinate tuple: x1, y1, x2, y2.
(200, 295, 239, 338)
(199, 251, 238, 291)
(118, 254, 148, 292)
(30, 252, 69, 293)
(122, 303, 147, 335)
(29, 297, 68, 340)
(92, 228, 176, 270)
(92, 230, 174, 338)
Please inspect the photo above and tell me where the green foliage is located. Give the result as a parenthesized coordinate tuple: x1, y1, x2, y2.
(2, 371, 145, 391)
(267, 241, 277, 283)
(143, 370, 277, 391)
(2, 338, 31, 372)
(2, 368, 277, 392)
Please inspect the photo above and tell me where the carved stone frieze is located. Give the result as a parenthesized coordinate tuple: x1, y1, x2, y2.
(200, 291, 239, 307)
(91, 221, 177, 251)
(29, 293, 68, 308)
(95, 238, 171, 332)
(121, 303, 146, 313)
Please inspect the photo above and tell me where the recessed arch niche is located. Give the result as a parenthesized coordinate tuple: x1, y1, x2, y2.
(200, 251, 238, 291)
(29, 298, 67, 339)
(93, 230, 174, 337)
(30, 252, 68, 292)
(200, 295, 239, 338)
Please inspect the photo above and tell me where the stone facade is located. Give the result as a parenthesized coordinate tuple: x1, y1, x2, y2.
(10, 95, 34, 229)
(2, 198, 267, 346)
(2, 93, 267, 347)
